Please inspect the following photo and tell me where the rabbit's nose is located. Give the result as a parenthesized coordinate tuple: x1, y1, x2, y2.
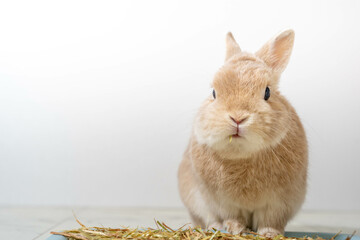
(230, 116, 248, 125)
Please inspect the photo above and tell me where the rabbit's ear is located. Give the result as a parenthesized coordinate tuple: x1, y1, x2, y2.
(225, 32, 241, 61)
(256, 29, 295, 73)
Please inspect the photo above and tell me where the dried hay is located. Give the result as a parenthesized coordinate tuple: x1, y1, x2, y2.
(51, 218, 356, 240)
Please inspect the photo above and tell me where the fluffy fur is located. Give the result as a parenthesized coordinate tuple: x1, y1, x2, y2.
(178, 30, 308, 238)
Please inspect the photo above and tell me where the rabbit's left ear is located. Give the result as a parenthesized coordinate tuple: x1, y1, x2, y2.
(256, 29, 295, 73)
(225, 32, 241, 61)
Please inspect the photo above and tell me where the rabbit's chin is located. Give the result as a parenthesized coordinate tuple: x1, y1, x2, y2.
(194, 130, 268, 160)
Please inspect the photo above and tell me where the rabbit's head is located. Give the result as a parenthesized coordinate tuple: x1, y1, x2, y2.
(194, 30, 295, 159)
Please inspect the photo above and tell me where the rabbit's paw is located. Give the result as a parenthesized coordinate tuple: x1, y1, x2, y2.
(258, 227, 282, 238)
(223, 219, 245, 235)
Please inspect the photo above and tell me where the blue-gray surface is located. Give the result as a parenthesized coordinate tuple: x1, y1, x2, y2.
(47, 232, 359, 240)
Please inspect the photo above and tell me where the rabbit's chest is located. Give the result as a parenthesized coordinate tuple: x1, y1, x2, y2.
(221, 163, 269, 193)
(196, 157, 277, 207)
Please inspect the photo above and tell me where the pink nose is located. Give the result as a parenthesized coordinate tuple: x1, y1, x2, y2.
(230, 116, 247, 125)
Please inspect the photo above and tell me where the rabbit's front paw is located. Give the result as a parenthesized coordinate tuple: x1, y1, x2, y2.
(258, 227, 282, 238)
(224, 219, 245, 235)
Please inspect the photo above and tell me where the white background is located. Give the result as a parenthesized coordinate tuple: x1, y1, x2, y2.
(0, 0, 359, 210)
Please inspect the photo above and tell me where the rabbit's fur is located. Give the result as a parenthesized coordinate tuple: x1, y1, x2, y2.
(178, 30, 308, 238)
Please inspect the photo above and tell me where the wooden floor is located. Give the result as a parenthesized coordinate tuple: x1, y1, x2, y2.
(1, 207, 359, 240)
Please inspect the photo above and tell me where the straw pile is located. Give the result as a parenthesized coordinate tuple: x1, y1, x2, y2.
(50, 219, 354, 240)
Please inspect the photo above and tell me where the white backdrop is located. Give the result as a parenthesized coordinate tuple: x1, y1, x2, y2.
(0, 0, 359, 210)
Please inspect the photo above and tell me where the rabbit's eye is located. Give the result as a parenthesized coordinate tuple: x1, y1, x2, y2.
(212, 89, 216, 99)
(264, 87, 270, 100)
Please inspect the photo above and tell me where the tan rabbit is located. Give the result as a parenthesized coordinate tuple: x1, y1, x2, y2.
(178, 30, 308, 238)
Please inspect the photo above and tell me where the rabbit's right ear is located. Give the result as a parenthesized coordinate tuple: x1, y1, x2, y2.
(225, 32, 241, 61)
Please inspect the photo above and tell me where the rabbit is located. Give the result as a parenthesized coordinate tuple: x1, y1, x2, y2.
(178, 30, 308, 238)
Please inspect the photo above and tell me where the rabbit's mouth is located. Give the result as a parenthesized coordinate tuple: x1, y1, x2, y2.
(231, 126, 243, 138)
(232, 134, 241, 138)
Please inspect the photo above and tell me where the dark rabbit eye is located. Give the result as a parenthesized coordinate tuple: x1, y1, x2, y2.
(264, 87, 270, 100)
(212, 89, 216, 99)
